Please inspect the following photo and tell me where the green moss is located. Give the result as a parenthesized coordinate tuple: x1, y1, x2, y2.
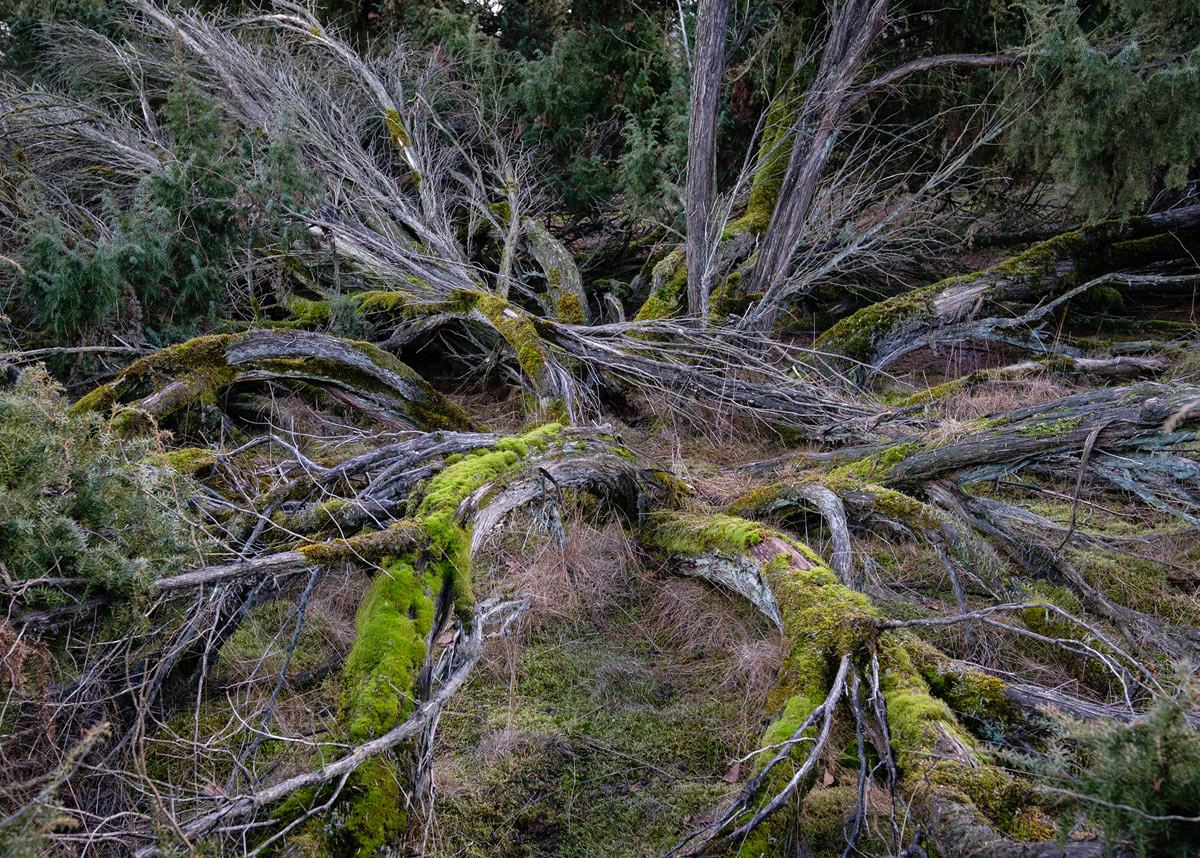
(331, 544, 450, 854)
(120, 327, 474, 432)
(1009, 807, 1058, 841)
(313, 427, 568, 856)
(799, 784, 885, 858)
(1075, 550, 1200, 627)
(815, 287, 936, 364)
(70, 382, 119, 415)
(451, 288, 549, 384)
(640, 512, 910, 855)
(727, 76, 799, 238)
(295, 520, 423, 565)
(555, 292, 585, 324)
(895, 373, 983, 407)
(724, 483, 792, 519)
(728, 476, 940, 533)
(814, 221, 1136, 364)
(875, 641, 1053, 837)
(631, 291, 675, 322)
(633, 248, 685, 322)
(729, 175, 781, 237)
(164, 447, 217, 476)
(1108, 232, 1189, 269)
(1079, 284, 1125, 313)
(919, 663, 1015, 726)
(353, 289, 414, 316)
(880, 641, 973, 762)
(489, 199, 511, 222)
(829, 442, 917, 482)
(341, 554, 439, 740)
(1015, 416, 1082, 438)
(275, 498, 353, 534)
(336, 757, 405, 858)
(384, 108, 410, 149)
(69, 333, 241, 420)
(288, 296, 333, 327)
(418, 423, 562, 620)
(640, 511, 768, 556)
(708, 273, 760, 321)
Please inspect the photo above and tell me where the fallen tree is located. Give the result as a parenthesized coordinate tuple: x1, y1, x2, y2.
(6, 352, 1197, 856)
(1, 4, 1198, 858)
(815, 205, 1200, 383)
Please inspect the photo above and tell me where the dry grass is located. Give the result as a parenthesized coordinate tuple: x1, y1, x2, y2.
(133, 563, 369, 800)
(476, 517, 639, 630)
(632, 388, 798, 464)
(470, 507, 781, 731)
(941, 377, 1069, 419)
(647, 577, 781, 699)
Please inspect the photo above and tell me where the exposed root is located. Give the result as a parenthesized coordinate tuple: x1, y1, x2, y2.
(70, 330, 476, 432)
(640, 512, 1142, 857)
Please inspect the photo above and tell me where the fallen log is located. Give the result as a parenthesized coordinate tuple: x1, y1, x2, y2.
(70, 330, 476, 432)
(816, 205, 1200, 381)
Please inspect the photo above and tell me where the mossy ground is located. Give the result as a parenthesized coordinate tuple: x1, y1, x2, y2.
(141, 566, 363, 792)
(430, 520, 781, 857)
(432, 636, 740, 857)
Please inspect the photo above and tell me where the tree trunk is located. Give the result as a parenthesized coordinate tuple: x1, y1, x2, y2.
(684, 0, 732, 323)
(742, 0, 889, 330)
(815, 205, 1200, 380)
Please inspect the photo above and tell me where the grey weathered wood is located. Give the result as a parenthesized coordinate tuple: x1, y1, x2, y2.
(684, 0, 732, 322)
(743, 0, 890, 328)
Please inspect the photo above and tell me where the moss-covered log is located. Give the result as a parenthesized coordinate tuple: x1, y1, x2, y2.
(834, 382, 1200, 492)
(639, 512, 1113, 857)
(815, 205, 1200, 381)
(70, 330, 476, 432)
(287, 288, 585, 419)
(520, 217, 589, 323)
(166, 426, 670, 857)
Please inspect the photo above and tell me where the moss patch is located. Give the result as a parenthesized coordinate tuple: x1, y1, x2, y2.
(432, 561, 761, 857)
(633, 248, 685, 322)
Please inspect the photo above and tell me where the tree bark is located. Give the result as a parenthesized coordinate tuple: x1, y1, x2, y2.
(815, 205, 1200, 380)
(684, 0, 732, 323)
(742, 0, 890, 329)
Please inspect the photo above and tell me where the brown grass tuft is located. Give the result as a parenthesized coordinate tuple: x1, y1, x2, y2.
(943, 377, 1069, 419)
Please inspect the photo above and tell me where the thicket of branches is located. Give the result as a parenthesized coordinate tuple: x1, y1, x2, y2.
(1, 0, 1199, 856)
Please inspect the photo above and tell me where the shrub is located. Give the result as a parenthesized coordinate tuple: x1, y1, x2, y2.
(1067, 688, 1200, 857)
(17, 81, 321, 346)
(1013, 680, 1200, 857)
(0, 367, 205, 609)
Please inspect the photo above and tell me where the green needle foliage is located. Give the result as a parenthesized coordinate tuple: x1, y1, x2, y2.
(18, 80, 320, 347)
(0, 367, 205, 609)
(1010, 681, 1200, 857)
(1018, 0, 1200, 216)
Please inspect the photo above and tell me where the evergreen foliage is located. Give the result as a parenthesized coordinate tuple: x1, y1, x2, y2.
(1018, 0, 1200, 215)
(1010, 683, 1200, 857)
(0, 0, 121, 77)
(0, 367, 204, 608)
(18, 81, 320, 346)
